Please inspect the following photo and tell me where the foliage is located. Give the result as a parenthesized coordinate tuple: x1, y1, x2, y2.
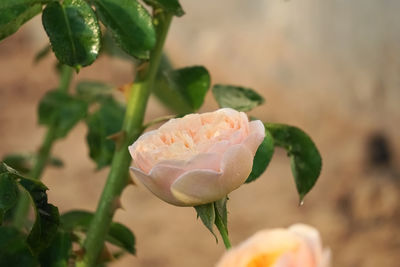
(0, 0, 324, 264)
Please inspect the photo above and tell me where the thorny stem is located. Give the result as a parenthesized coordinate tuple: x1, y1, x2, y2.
(12, 65, 73, 229)
(77, 12, 173, 267)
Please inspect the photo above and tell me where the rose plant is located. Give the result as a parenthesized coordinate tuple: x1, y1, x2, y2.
(0, 0, 323, 266)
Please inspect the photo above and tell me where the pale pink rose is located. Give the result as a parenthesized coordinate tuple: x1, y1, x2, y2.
(216, 224, 331, 267)
(129, 108, 265, 206)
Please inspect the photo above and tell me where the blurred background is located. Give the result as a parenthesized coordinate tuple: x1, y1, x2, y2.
(1, 0, 399, 266)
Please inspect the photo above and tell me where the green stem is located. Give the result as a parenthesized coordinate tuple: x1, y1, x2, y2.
(77, 13, 173, 267)
(215, 214, 231, 249)
(12, 65, 73, 229)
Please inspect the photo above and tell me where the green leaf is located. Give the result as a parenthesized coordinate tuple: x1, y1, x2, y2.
(245, 130, 275, 183)
(39, 231, 72, 267)
(85, 97, 125, 169)
(42, 0, 101, 68)
(194, 203, 216, 240)
(107, 223, 136, 255)
(75, 80, 113, 103)
(17, 177, 60, 255)
(143, 0, 184, 17)
(2, 153, 64, 175)
(2, 154, 32, 174)
(153, 66, 211, 114)
(0, 163, 60, 255)
(0, 174, 19, 216)
(212, 84, 265, 112)
(0, 0, 42, 41)
(214, 197, 228, 229)
(101, 30, 134, 60)
(94, 0, 156, 59)
(34, 45, 51, 64)
(265, 123, 322, 201)
(0, 227, 38, 267)
(38, 90, 88, 139)
(60, 210, 136, 254)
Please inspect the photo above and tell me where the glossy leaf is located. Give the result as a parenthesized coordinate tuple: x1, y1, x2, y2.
(0, 163, 60, 255)
(94, 0, 156, 59)
(101, 30, 133, 60)
(60, 210, 136, 254)
(42, 0, 101, 68)
(0, 227, 37, 267)
(153, 66, 211, 114)
(38, 90, 88, 139)
(39, 231, 72, 267)
(18, 177, 60, 255)
(265, 123, 322, 201)
(0, 174, 19, 215)
(212, 84, 265, 112)
(194, 203, 216, 239)
(86, 97, 125, 169)
(76, 81, 113, 103)
(0, 0, 41, 41)
(245, 130, 275, 183)
(143, 0, 184, 17)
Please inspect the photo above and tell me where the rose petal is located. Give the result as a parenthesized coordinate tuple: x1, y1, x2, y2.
(289, 224, 324, 265)
(242, 120, 266, 155)
(130, 165, 185, 206)
(171, 144, 253, 206)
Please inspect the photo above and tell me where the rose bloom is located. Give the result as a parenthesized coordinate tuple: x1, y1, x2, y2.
(129, 108, 265, 206)
(216, 224, 331, 267)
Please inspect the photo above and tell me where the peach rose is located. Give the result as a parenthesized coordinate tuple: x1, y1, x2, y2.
(216, 224, 331, 267)
(129, 108, 265, 206)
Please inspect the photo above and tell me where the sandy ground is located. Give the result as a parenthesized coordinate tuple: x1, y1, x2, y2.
(1, 1, 400, 266)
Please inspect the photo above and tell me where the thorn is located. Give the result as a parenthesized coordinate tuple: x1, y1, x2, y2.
(107, 131, 126, 149)
(112, 197, 124, 211)
(117, 82, 133, 102)
(99, 245, 114, 262)
(74, 248, 85, 260)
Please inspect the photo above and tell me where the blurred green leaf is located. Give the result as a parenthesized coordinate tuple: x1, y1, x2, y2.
(42, 0, 101, 68)
(153, 66, 211, 114)
(76, 81, 113, 103)
(0, 226, 37, 267)
(2, 153, 64, 175)
(34, 45, 51, 64)
(38, 90, 88, 139)
(61, 210, 136, 254)
(2, 154, 32, 174)
(86, 97, 125, 169)
(0, 174, 19, 218)
(245, 130, 275, 183)
(39, 230, 72, 267)
(143, 0, 184, 17)
(194, 203, 216, 240)
(0, 0, 42, 41)
(265, 123, 322, 201)
(212, 84, 265, 112)
(94, 0, 156, 59)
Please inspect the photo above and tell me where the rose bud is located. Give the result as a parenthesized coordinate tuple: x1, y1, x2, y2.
(129, 108, 265, 206)
(216, 224, 331, 267)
